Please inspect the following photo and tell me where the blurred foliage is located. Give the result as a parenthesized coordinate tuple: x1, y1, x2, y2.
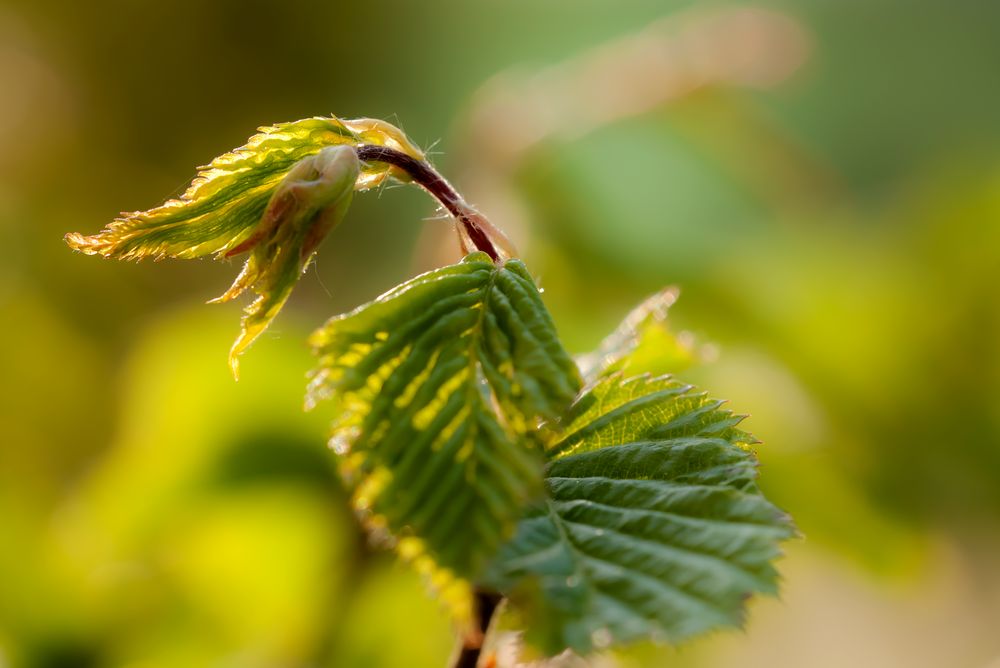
(2, 0, 999, 666)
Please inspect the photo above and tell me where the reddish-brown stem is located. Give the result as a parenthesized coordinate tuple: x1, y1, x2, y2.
(354, 145, 501, 262)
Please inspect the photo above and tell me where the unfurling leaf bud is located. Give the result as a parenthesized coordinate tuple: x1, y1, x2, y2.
(65, 114, 514, 376)
(210, 145, 360, 378)
(64, 117, 417, 263)
(64, 116, 428, 375)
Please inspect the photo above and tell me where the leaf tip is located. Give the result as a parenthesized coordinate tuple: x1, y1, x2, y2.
(64, 231, 105, 256)
(228, 345, 242, 381)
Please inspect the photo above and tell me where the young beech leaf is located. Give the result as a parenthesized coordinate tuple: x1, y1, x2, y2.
(65, 116, 425, 375)
(307, 253, 582, 598)
(483, 373, 795, 656)
(576, 287, 698, 383)
(209, 145, 359, 376)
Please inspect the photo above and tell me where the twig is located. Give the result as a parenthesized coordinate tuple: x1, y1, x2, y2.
(355, 145, 505, 262)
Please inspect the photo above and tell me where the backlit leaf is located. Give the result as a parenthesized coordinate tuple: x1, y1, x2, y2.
(576, 287, 698, 383)
(307, 252, 582, 590)
(485, 373, 794, 655)
(65, 116, 427, 374)
(208, 146, 359, 377)
(65, 116, 422, 261)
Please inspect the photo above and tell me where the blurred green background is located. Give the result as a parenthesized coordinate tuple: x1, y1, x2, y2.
(2, 1, 999, 666)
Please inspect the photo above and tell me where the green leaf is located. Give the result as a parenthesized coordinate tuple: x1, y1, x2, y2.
(484, 374, 794, 655)
(577, 287, 699, 383)
(307, 252, 582, 586)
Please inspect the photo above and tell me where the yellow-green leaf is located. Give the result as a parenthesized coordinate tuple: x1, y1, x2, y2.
(576, 287, 699, 382)
(65, 116, 422, 261)
(210, 145, 359, 377)
(65, 116, 427, 374)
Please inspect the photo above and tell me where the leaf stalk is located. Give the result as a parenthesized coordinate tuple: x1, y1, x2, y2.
(354, 145, 512, 262)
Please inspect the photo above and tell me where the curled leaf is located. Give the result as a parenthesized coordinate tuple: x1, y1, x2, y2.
(212, 145, 360, 377)
(65, 116, 422, 261)
(65, 116, 427, 374)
